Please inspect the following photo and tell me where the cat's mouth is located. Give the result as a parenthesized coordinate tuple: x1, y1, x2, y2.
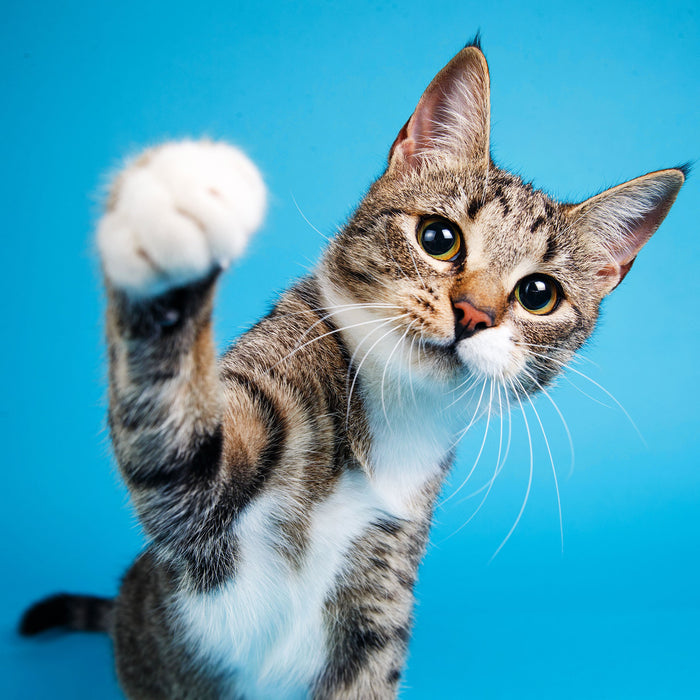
(417, 333, 519, 382)
(412, 330, 487, 360)
(417, 335, 462, 365)
(410, 319, 522, 381)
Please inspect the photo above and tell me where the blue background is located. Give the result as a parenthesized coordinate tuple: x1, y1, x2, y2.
(2, 1, 698, 697)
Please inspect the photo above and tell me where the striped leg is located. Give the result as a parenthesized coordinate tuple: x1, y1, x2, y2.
(98, 140, 268, 590)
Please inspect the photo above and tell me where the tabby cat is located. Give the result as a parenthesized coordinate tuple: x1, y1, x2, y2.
(20, 40, 685, 699)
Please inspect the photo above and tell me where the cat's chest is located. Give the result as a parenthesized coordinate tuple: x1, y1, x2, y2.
(175, 466, 426, 698)
(362, 373, 461, 509)
(175, 365, 458, 697)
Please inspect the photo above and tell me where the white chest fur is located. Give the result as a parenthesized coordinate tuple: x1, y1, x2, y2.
(175, 471, 403, 698)
(176, 288, 465, 697)
(176, 395, 458, 699)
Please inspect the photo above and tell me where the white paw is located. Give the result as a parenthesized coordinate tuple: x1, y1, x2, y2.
(97, 140, 266, 297)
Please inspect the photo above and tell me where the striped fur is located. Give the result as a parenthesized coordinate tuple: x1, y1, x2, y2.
(21, 43, 684, 699)
(20, 594, 113, 635)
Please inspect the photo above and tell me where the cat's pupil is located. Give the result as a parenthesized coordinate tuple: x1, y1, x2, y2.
(515, 274, 559, 314)
(422, 223, 454, 254)
(522, 279, 549, 307)
(419, 219, 460, 259)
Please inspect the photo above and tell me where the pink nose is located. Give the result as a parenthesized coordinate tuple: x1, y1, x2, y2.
(453, 299, 494, 339)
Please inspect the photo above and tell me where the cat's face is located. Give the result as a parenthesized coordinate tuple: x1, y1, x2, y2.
(326, 165, 597, 394)
(321, 43, 683, 400)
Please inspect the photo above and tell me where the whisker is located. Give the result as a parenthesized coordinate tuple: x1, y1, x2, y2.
(515, 341, 599, 367)
(457, 381, 507, 503)
(276, 302, 403, 353)
(502, 380, 513, 474)
(563, 375, 615, 409)
(490, 378, 533, 562)
(445, 374, 481, 409)
(522, 349, 611, 410)
(283, 302, 402, 320)
(448, 376, 487, 440)
(441, 379, 491, 505)
(344, 316, 405, 422)
(516, 376, 563, 554)
(398, 322, 419, 409)
(291, 193, 332, 242)
(381, 322, 414, 430)
(520, 366, 575, 478)
(407, 331, 419, 409)
(525, 350, 645, 445)
(451, 378, 493, 449)
(445, 382, 506, 539)
(450, 370, 481, 395)
(274, 313, 409, 369)
(417, 334, 424, 375)
(346, 323, 407, 427)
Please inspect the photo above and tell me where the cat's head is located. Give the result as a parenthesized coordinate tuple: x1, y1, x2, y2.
(321, 42, 684, 396)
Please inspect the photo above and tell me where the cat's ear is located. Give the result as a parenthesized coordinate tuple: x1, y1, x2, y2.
(568, 168, 686, 296)
(388, 44, 490, 173)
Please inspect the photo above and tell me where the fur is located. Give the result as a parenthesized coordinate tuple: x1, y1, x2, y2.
(20, 44, 684, 699)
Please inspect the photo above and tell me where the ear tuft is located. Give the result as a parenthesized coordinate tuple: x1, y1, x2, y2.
(676, 161, 693, 179)
(570, 168, 685, 295)
(465, 31, 483, 51)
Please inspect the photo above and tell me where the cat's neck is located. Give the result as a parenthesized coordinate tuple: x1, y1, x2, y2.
(317, 274, 471, 517)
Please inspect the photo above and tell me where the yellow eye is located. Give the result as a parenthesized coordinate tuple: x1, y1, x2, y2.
(418, 218, 462, 261)
(514, 274, 560, 315)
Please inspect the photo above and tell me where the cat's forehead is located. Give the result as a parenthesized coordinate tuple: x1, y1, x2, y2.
(465, 170, 567, 272)
(380, 165, 571, 271)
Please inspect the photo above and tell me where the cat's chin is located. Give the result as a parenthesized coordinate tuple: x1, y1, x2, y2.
(454, 325, 523, 381)
(411, 330, 521, 385)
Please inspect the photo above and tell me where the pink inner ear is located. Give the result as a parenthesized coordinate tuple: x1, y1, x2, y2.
(612, 197, 669, 268)
(389, 120, 411, 163)
(595, 199, 667, 294)
(387, 46, 490, 172)
(599, 196, 668, 291)
(584, 169, 685, 296)
(390, 88, 448, 167)
(407, 87, 450, 157)
(596, 259, 635, 292)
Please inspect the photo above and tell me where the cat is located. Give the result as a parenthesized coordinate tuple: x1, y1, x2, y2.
(19, 38, 685, 699)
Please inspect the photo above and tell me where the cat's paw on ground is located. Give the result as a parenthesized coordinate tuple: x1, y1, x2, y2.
(97, 140, 266, 297)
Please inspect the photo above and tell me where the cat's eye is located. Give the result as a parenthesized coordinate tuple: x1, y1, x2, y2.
(514, 274, 560, 315)
(417, 218, 462, 261)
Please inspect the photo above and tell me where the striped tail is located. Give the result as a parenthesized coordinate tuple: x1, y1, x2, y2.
(19, 593, 113, 636)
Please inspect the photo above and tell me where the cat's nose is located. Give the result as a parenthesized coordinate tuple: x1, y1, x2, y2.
(452, 299, 494, 340)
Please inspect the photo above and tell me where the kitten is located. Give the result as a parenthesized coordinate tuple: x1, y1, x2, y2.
(20, 39, 684, 699)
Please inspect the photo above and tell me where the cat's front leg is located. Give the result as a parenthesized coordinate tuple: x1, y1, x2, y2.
(314, 629, 408, 700)
(98, 140, 268, 589)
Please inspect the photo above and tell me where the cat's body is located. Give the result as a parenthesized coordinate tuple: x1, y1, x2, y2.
(107, 271, 440, 699)
(20, 42, 685, 699)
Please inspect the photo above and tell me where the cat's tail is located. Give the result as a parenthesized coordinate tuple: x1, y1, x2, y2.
(18, 593, 113, 636)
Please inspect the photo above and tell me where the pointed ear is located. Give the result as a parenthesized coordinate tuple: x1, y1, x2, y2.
(388, 45, 491, 173)
(568, 168, 686, 296)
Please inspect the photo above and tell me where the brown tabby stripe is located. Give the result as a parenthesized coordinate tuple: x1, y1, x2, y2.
(105, 270, 377, 591)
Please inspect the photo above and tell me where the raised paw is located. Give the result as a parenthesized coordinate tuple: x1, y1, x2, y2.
(97, 140, 266, 297)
